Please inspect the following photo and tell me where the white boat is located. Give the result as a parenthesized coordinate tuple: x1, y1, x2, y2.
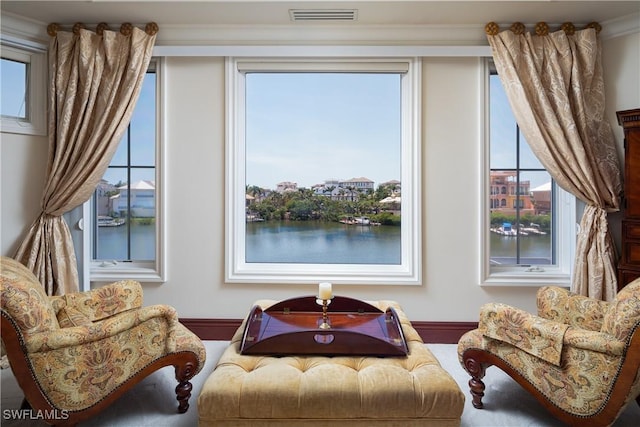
(354, 216, 371, 225)
(521, 223, 547, 235)
(98, 216, 126, 227)
(340, 216, 371, 225)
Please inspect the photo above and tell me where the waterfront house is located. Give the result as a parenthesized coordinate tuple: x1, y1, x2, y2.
(489, 171, 536, 215)
(275, 181, 298, 193)
(340, 177, 375, 192)
(115, 180, 156, 218)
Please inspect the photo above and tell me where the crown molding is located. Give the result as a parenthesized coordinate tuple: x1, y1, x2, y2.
(599, 11, 640, 40)
(0, 12, 49, 47)
(1, 10, 638, 49)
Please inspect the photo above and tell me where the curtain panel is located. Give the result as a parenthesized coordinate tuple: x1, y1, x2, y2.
(14, 22, 158, 295)
(485, 21, 622, 301)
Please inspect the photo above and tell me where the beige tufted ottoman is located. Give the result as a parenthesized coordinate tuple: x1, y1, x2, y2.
(198, 299, 464, 426)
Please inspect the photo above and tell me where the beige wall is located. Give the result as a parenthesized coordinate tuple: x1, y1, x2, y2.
(2, 30, 638, 323)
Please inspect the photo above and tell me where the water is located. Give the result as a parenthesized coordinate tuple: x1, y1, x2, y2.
(96, 220, 551, 266)
(490, 232, 552, 265)
(246, 221, 401, 264)
(97, 223, 156, 261)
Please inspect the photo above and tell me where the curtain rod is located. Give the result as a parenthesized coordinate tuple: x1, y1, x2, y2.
(485, 21, 601, 36)
(47, 22, 159, 37)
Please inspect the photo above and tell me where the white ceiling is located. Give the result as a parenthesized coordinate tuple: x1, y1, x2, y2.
(2, 1, 639, 28)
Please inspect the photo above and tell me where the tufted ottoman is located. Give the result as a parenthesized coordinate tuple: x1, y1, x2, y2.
(198, 299, 464, 426)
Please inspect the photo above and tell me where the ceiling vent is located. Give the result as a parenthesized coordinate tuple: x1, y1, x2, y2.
(289, 9, 358, 22)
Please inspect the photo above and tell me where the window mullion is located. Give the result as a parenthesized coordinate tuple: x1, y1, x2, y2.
(515, 123, 521, 264)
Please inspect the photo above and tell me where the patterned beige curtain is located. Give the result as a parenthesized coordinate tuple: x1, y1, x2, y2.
(486, 22, 622, 301)
(13, 22, 158, 295)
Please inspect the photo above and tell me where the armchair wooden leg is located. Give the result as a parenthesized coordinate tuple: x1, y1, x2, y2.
(175, 380, 193, 413)
(174, 360, 198, 413)
(469, 376, 486, 409)
(463, 353, 488, 409)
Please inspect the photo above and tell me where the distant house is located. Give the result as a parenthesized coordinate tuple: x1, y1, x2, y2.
(311, 177, 377, 201)
(340, 177, 374, 191)
(489, 171, 535, 216)
(530, 182, 552, 215)
(379, 179, 402, 194)
(330, 186, 359, 201)
(114, 180, 155, 218)
(275, 181, 298, 193)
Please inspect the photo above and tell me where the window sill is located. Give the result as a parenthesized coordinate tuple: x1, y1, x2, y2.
(90, 262, 165, 283)
(481, 270, 571, 287)
(1, 117, 47, 136)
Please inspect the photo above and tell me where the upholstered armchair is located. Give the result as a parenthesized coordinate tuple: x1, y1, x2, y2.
(0, 256, 206, 426)
(458, 280, 640, 427)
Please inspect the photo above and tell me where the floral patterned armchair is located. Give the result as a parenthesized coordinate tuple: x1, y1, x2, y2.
(458, 280, 640, 427)
(0, 256, 206, 426)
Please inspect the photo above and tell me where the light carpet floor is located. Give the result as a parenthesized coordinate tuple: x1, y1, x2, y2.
(2, 341, 639, 426)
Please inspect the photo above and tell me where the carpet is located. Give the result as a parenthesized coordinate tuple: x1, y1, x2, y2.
(1, 342, 639, 426)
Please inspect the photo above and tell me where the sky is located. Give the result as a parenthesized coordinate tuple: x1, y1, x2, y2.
(1, 59, 548, 191)
(245, 72, 402, 190)
(489, 73, 550, 190)
(1, 58, 156, 186)
(1, 58, 27, 118)
(103, 73, 157, 186)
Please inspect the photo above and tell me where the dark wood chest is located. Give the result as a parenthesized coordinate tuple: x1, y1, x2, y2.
(617, 108, 640, 289)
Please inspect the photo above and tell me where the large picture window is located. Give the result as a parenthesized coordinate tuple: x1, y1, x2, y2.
(226, 58, 421, 284)
(483, 59, 574, 285)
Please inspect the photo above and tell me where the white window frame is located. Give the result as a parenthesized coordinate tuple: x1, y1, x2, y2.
(480, 59, 575, 287)
(0, 37, 46, 136)
(226, 56, 422, 285)
(86, 58, 167, 283)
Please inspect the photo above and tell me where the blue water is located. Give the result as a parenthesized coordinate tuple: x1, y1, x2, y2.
(97, 224, 156, 261)
(96, 220, 551, 266)
(490, 232, 552, 265)
(246, 221, 401, 264)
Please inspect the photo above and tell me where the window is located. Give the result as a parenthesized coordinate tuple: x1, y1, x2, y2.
(226, 57, 421, 284)
(1, 57, 27, 118)
(89, 60, 166, 282)
(0, 42, 46, 135)
(482, 59, 575, 285)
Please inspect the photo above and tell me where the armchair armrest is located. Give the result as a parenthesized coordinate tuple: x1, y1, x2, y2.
(537, 286, 609, 331)
(50, 280, 143, 322)
(480, 302, 568, 366)
(24, 304, 178, 353)
(563, 327, 625, 356)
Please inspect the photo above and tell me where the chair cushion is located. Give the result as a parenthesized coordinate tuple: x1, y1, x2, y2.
(537, 286, 609, 331)
(601, 279, 640, 340)
(1, 257, 59, 333)
(58, 280, 144, 321)
(479, 302, 568, 366)
(56, 306, 92, 328)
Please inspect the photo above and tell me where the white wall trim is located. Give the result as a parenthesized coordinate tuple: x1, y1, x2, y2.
(154, 44, 492, 57)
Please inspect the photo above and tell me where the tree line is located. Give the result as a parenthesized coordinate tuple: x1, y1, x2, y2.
(246, 183, 401, 225)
